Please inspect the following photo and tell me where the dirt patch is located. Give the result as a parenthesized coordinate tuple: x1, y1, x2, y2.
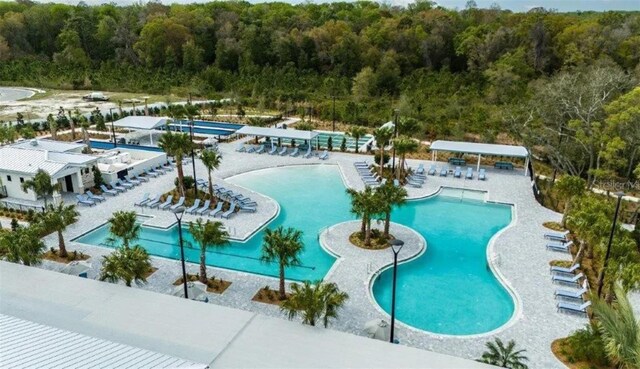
(349, 230, 393, 250)
(143, 267, 158, 279)
(173, 273, 231, 294)
(252, 286, 289, 306)
(543, 221, 565, 231)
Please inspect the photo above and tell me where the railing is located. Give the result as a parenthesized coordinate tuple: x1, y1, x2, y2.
(0, 200, 44, 213)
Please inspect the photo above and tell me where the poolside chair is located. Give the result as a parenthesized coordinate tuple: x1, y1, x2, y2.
(155, 166, 167, 174)
(109, 181, 127, 192)
(465, 167, 473, 179)
(196, 200, 211, 215)
(238, 202, 257, 212)
(125, 175, 141, 186)
(100, 185, 118, 196)
(170, 196, 185, 211)
(544, 230, 570, 242)
(246, 146, 256, 153)
(117, 179, 134, 189)
(76, 194, 95, 207)
(303, 147, 313, 158)
(354, 162, 369, 167)
(440, 167, 448, 177)
(86, 190, 105, 203)
(209, 201, 224, 217)
(133, 174, 149, 183)
(268, 145, 278, 155)
(555, 280, 589, 301)
(186, 199, 201, 214)
(145, 169, 159, 178)
(158, 195, 174, 210)
(255, 145, 265, 154)
(546, 240, 574, 253)
(478, 168, 486, 180)
(550, 263, 580, 275)
(235, 144, 246, 152)
(428, 165, 436, 176)
(319, 150, 329, 160)
(147, 196, 162, 208)
(221, 202, 237, 219)
(552, 272, 584, 286)
(290, 147, 299, 157)
(162, 162, 174, 171)
(557, 301, 591, 317)
(408, 175, 424, 183)
(415, 164, 425, 175)
(454, 166, 462, 178)
(407, 179, 422, 188)
(278, 147, 287, 156)
(134, 193, 151, 207)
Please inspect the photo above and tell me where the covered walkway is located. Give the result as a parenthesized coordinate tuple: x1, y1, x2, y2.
(430, 140, 530, 175)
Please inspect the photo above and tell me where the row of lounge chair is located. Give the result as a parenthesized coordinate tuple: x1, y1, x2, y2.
(77, 172, 157, 206)
(354, 162, 385, 187)
(236, 143, 329, 160)
(425, 164, 486, 180)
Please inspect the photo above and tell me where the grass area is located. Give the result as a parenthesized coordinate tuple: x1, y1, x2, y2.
(252, 286, 289, 306)
(551, 338, 614, 369)
(349, 230, 392, 250)
(174, 273, 231, 294)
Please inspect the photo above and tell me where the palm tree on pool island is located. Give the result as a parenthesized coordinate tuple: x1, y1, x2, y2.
(260, 226, 304, 300)
(189, 218, 229, 284)
(280, 280, 349, 328)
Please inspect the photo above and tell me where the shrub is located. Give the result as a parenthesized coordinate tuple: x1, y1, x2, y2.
(327, 136, 333, 151)
(93, 166, 104, 188)
(176, 176, 195, 190)
(374, 151, 390, 166)
(340, 137, 347, 152)
(567, 324, 610, 366)
(10, 218, 19, 231)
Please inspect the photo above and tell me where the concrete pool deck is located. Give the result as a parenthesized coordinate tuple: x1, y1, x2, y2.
(36, 143, 586, 368)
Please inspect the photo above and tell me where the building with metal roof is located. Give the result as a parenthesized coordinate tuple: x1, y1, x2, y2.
(429, 140, 530, 175)
(236, 125, 319, 141)
(112, 116, 170, 131)
(10, 138, 85, 153)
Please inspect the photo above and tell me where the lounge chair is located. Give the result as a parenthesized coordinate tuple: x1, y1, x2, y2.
(100, 185, 118, 196)
(290, 148, 299, 157)
(555, 281, 589, 300)
(155, 166, 167, 174)
(209, 201, 224, 217)
(125, 175, 141, 186)
(415, 164, 425, 175)
(545, 230, 570, 242)
(268, 145, 278, 155)
(109, 181, 127, 192)
(393, 179, 401, 187)
(319, 150, 329, 160)
(246, 146, 256, 153)
(196, 200, 211, 215)
(238, 202, 256, 212)
(408, 175, 424, 183)
(553, 272, 584, 286)
(428, 165, 436, 176)
(255, 145, 265, 154)
(133, 174, 149, 183)
(162, 163, 174, 171)
(158, 195, 174, 210)
(134, 193, 151, 207)
(465, 167, 473, 179)
(170, 196, 185, 211)
(186, 199, 201, 214)
(76, 194, 95, 207)
(454, 166, 462, 178)
(440, 167, 448, 177)
(551, 263, 580, 275)
(546, 240, 574, 253)
(278, 147, 287, 156)
(117, 179, 134, 189)
(354, 162, 369, 167)
(407, 180, 422, 188)
(86, 190, 105, 203)
(557, 301, 591, 317)
(478, 168, 486, 180)
(147, 196, 162, 208)
(236, 144, 246, 152)
(221, 202, 237, 219)
(303, 148, 313, 158)
(145, 169, 159, 178)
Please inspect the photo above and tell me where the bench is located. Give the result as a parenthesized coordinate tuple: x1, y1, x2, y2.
(448, 157, 466, 166)
(494, 161, 514, 170)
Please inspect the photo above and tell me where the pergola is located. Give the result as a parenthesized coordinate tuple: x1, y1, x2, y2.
(235, 126, 319, 141)
(429, 140, 530, 176)
(111, 116, 169, 145)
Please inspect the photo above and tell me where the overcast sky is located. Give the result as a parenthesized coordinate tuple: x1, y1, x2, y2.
(25, 0, 640, 12)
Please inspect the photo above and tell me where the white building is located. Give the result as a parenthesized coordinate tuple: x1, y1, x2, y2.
(95, 147, 167, 184)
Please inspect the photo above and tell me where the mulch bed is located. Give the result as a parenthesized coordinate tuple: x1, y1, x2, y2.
(349, 231, 392, 250)
(173, 273, 231, 294)
(251, 286, 289, 306)
(43, 249, 90, 263)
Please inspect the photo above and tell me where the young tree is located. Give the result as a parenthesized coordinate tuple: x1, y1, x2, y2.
(372, 127, 393, 177)
(346, 126, 367, 153)
(100, 246, 152, 287)
(21, 169, 61, 208)
(189, 218, 229, 284)
(260, 226, 304, 300)
(36, 203, 79, 258)
(346, 187, 382, 246)
(47, 114, 57, 140)
(200, 150, 222, 199)
(280, 280, 349, 328)
(555, 175, 586, 227)
(107, 211, 140, 249)
(375, 182, 408, 238)
(392, 136, 419, 180)
(158, 130, 194, 197)
(0, 225, 45, 266)
(479, 338, 529, 369)
(92, 166, 104, 188)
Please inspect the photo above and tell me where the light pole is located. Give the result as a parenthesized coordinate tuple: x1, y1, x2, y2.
(172, 206, 189, 299)
(189, 119, 198, 199)
(389, 238, 404, 344)
(109, 108, 117, 148)
(391, 109, 399, 176)
(597, 191, 625, 298)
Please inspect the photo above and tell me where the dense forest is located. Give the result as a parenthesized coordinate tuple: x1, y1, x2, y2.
(1, 0, 639, 184)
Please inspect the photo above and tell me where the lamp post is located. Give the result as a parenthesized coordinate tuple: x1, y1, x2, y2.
(109, 108, 117, 148)
(189, 119, 198, 199)
(391, 109, 399, 176)
(597, 191, 625, 298)
(172, 206, 189, 299)
(389, 238, 404, 344)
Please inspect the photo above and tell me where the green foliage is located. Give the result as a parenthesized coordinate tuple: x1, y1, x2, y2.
(200, 149, 222, 198)
(188, 218, 229, 283)
(261, 226, 304, 300)
(340, 137, 347, 152)
(92, 166, 104, 188)
(159, 130, 194, 197)
(280, 280, 349, 328)
(106, 211, 140, 249)
(479, 338, 529, 369)
(346, 126, 367, 153)
(327, 136, 333, 151)
(567, 324, 610, 366)
(35, 203, 78, 257)
(0, 224, 45, 266)
(100, 246, 152, 287)
(21, 169, 61, 208)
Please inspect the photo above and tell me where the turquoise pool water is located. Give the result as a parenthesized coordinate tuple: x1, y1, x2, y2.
(74, 165, 514, 335)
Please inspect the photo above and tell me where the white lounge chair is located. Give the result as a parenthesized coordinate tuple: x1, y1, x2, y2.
(319, 150, 328, 160)
(209, 201, 224, 217)
(186, 199, 201, 214)
(550, 263, 580, 275)
(546, 240, 574, 253)
(157, 195, 173, 210)
(134, 193, 151, 207)
(196, 200, 211, 215)
(478, 168, 486, 180)
(440, 167, 448, 177)
(278, 147, 287, 156)
(100, 185, 117, 196)
(557, 300, 591, 317)
(221, 202, 237, 219)
(170, 197, 185, 211)
(86, 190, 105, 203)
(454, 166, 462, 178)
(465, 167, 473, 179)
(428, 165, 436, 176)
(553, 272, 584, 286)
(545, 230, 570, 242)
(555, 280, 589, 300)
(290, 147, 299, 157)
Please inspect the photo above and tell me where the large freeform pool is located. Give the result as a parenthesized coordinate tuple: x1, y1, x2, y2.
(74, 165, 514, 335)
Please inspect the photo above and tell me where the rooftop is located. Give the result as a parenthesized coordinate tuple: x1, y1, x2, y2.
(10, 138, 85, 153)
(236, 126, 319, 141)
(0, 147, 96, 176)
(430, 140, 529, 158)
(113, 116, 169, 131)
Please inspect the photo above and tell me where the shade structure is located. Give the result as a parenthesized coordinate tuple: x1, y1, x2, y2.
(364, 319, 390, 341)
(172, 281, 208, 300)
(60, 261, 91, 276)
(235, 126, 319, 141)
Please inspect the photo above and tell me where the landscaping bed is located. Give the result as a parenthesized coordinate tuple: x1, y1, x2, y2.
(174, 274, 231, 294)
(43, 248, 90, 263)
(252, 286, 289, 306)
(349, 230, 393, 250)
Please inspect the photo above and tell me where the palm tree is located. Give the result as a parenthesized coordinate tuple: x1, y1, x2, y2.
(36, 203, 79, 258)
(479, 338, 529, 369)
(189, 218, 229, 284)
(158, 130, 194, 197)
(200, 150, 222, 199)
(392, 136, 419, 180)
(280, 280, 349, 327)
(21, 169, 61, 208)
(346, 187, 382, 246)
(100, 246, 152, 287)
(260, 226, 304, 300)
(47, 114, 57, 140)
(0, 225, 45, 266)
(376, 182, 408, 238)
(555, 175, 586, 227)
(107, 211, 140, 249)
(346, 126, 367, 153)
(592, 285, 640, 369)
(372, 127, 393, 176)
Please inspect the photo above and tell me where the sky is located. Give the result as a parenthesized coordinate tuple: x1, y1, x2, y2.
(24, 0, 640, 11)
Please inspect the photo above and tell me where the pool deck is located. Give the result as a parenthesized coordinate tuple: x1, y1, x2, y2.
(37, 144, 588, 368)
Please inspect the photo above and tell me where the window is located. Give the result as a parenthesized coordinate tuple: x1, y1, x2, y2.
(6, 175, 11, 182)
(19, 177, 24, 183)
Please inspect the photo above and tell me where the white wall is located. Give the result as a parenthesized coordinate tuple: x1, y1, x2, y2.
(0, 172, 37, 201)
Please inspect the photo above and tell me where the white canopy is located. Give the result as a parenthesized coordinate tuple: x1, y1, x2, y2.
(236, 126, 319, 141)
(430, 140, 528, 158)
(112, 116, 169, 131)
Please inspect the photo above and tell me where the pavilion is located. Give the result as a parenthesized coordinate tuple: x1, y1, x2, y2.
(429, 140, 530, 176)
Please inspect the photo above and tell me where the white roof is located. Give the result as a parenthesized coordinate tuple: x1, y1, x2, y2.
(0, 314, 206, 369)
(113, 116, 169, 130)
(0, 261, 491, 369)
(0, 147, 96, 176)
(430, 140, 529, 158)
(10, 139, 85, 152)
(236, 126, 319, 140)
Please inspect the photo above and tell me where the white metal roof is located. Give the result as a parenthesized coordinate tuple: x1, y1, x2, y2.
(0, 147, 95, 176)
(10, 139, 85, 152)
(430, 140, 529, 158)
(236, 126, 319, 140)
(0, 314, 206, 369)
(113, 116, 169, 130)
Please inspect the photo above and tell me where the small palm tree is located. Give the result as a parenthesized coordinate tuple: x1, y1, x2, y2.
(392, 136, 419, 180)
(346, 187, 382, 246)
(592, 285, 640, 369)
(479, 338, 529, 369)
(555, 175, 586, 227)
(21, 169, 61, 208)
(280, 280, 349, 327)
(200, 150, 222, 199)
(47, 114, 58, 140)
(375, 182, 408, 238)
(0, 225, 45, 266)
(36, 203, 79, 258)
(372, 127, 393, 176)
(107, 211, 140, 249)
(189, 218, 229, 284)
(260, 226, 304, 300)
(346, 126, 367, 153)
(158, 130, 194, 197)
(100, 246, 152, 287)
